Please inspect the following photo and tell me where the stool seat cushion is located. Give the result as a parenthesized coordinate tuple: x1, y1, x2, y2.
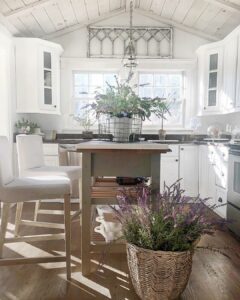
(22, 166, 81, 181)
(0, 176, 71, 203)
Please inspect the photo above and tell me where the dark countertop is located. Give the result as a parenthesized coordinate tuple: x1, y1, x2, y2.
(14, 132, 231, 146)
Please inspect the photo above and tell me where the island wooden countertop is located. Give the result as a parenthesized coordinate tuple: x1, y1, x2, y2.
(67, 141, 171, 153)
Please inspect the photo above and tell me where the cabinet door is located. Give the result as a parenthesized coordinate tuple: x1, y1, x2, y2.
(215, 187, 227, 219)
(160, 156, 179, 192)
(179, 145, 199, 197)
(199, 145, 208, 199)
(222, 36, 238, 112)
(203, 48, 223, 113)
(39, 46, 60, 112)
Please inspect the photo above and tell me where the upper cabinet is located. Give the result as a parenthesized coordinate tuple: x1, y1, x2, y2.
(196, 25, 240, 116)
(15, 38, 63, 114)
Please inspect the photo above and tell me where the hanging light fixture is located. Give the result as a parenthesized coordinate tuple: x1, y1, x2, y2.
(122, 1, 138, 81)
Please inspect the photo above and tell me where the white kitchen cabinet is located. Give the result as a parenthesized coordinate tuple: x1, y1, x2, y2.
(179, 145, 199, 197)
(199, 145, 209, 199)
(15, 38, 63, 114)
(160, 145, 179, 191)
(221, 34, 238, 112)
(204, 47, 223, 113)
(43, 143, 59, 166)
(215, 186, 227, 219)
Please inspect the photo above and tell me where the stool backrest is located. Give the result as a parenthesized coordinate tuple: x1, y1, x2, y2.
(0, 136, 14, 186)
(16, 135, 45, 175)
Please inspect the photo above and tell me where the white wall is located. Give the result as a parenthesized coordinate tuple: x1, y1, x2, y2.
(0, 24, 16, 140)
(27, 11, 210, 133)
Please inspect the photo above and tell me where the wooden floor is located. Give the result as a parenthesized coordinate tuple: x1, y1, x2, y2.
(0, 202, 240, 300)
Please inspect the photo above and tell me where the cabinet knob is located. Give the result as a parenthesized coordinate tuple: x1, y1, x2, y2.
(53, 105, 57, 108)
(181, 148, 184, 151)
(175, 159, 179, 162)
(218, 197, 223, 203)
(204, 106, 206, 110)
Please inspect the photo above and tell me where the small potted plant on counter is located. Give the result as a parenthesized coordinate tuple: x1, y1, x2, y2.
(71, 111, 95, 139)
(87, 76, 169, 142)
(15, 118, 39, 134)
(113, 181, 225, 300)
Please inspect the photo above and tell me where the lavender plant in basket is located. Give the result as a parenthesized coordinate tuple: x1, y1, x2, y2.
(113, 180, 226, 300)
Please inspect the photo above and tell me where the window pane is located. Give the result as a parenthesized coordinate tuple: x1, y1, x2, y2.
(44, 70, 52, 87)
(154, 74, 168, 87)
(44, 52, 51, 69)
(89, 74, 103, 87)
(154, 88, 167, 98)
(44, 88, 52, 105)
(208, 90, 217, 106)
(103, 74, 117, 86)
(165, 102, 182, 125)
(139, 74, 153, 85)
(74, 86, 88, 98)
(169, 75, 181, 87)
(139, 87, 153, 98)
(169, 88, 181, 100)
(209, 54, 218, 70)
(74, 73, 88, 86)
(209, 72, 217, 89)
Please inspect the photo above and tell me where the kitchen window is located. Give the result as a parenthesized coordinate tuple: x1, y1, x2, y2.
(72, 71, 117, 116)
(138, 72, 184, 127)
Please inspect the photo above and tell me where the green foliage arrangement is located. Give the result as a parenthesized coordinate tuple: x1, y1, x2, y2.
(88, 76, 170, 121)
(15, 118, 39, 134)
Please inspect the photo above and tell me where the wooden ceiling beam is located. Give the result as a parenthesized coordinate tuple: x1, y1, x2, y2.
(207, 0, 240, 15)
(135, 8, 219, 41)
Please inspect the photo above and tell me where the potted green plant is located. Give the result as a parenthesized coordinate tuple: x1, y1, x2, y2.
(72, 111, 95, 139)
(15, 118, 39, 134)
(113, 181, 225, 300)
(158, 101, 171, 140)
(88, 77, 169, 142)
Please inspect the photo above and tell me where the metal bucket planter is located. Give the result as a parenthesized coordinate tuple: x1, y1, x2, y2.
(127, 243, 193, 300)
(109, 116, 132, 142)
(98, 114, 142, 143)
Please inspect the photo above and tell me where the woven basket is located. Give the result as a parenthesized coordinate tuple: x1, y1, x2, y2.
(127, 243, 193, 300)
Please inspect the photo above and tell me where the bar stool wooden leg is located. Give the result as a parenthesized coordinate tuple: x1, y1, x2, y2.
(14, 202, 23, 237)
(0, 203, 10, 258)
(34, 200, 41, 221)
(64, 194, 71, 280)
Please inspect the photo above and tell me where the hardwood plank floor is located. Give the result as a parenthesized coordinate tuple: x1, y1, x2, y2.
(0, 202, 240, 300)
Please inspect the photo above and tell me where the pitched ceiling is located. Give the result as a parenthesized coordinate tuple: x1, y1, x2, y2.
(0, 0, 239, 41)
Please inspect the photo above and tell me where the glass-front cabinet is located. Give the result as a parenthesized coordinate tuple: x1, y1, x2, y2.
(204, 48, 222, 112)
(15, 38, 63, 114)
(39, 46, 60, 112)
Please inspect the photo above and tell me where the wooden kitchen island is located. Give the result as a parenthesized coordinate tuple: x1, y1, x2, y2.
(71, 141, 170, 276)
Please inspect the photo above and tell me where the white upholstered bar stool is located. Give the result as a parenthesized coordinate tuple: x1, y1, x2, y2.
(15, 135, 82, 236)
(0, 136, 71, 279)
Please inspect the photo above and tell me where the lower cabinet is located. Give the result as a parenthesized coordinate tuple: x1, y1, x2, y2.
(198, 144, 228, 218)
(179, 145, 199, 197)
(43, 144, 59, 166)
(160, 156, 179, 191)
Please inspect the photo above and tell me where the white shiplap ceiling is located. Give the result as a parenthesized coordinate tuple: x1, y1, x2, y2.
(0, 0, 239, 41)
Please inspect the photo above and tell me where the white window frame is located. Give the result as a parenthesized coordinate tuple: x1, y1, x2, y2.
(72, 70, 118, 101)
(138, 71, 186, 129)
